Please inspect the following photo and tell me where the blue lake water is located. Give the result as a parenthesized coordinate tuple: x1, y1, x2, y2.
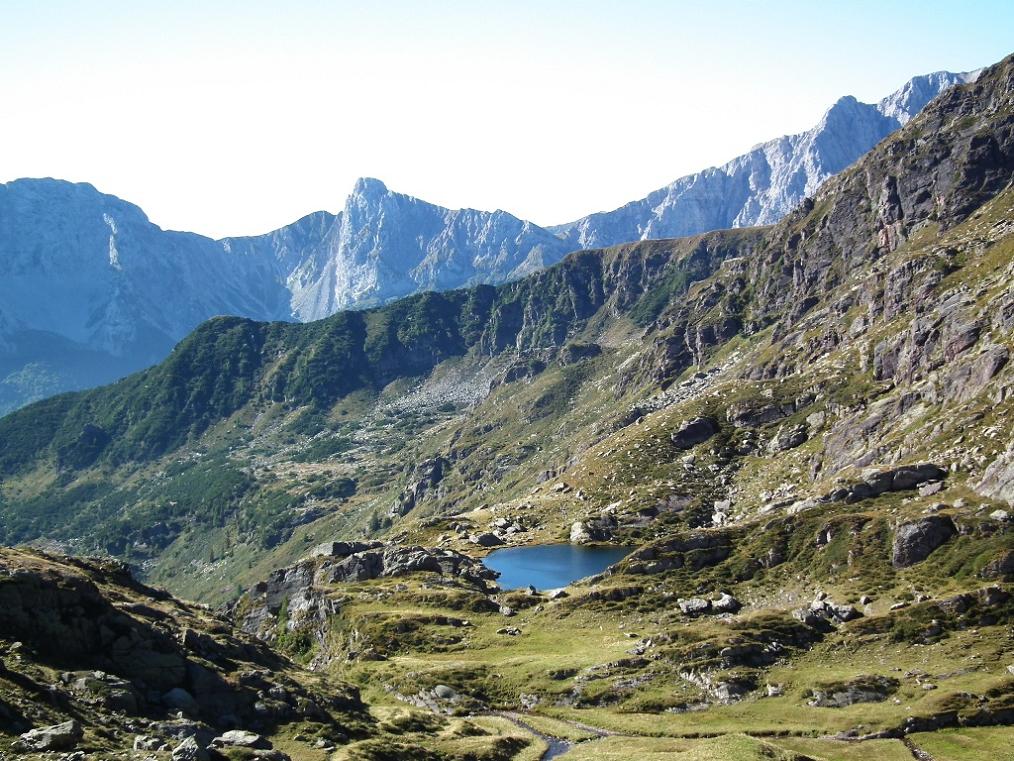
(483, 543, 631, 590)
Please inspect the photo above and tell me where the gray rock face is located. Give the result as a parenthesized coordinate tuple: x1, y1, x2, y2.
(892, 516, 958, 568)
(390, 457, 450, 517)
(276, 178, 571, 317)
(18, 719, 83, 751)
(670, 417, 719, 450)
(768, 424, 808, 453)
(551, 71, 976, 250)
(977, 447, 1014, 505)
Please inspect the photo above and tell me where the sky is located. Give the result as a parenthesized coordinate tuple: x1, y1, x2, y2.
(1, 1, 1011, 238)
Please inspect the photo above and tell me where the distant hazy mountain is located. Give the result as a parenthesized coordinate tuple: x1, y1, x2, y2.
(0, 178, 569, 413)
(224, 178, 569, 320)
(550, 70, 979, 249)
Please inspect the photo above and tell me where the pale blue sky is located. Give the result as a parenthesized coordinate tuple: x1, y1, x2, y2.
(1, 1, 1010, 237)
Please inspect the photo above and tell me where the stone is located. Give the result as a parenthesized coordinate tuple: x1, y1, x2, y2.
(990, 509, 1010, 522)
(677, 597, 712, 616)
(918, 481, 944, 497)
(892, 516, 957, 567)
(766, 683, 784, 697)
(570, 521, 592, 544)
(172, 736, 209, 761)
(433, 684, 457, 700)
(211, 729, 271, 749)
(711, 592, 741, 613)
(469, 532, 504, 548)
(19, 720, 83, 751)
(569, 514, 617, 544)
(670, 417, 719, 450)
(791, 607, 824, 627)
(768, 424, 808, 453)
(497, 627, 522, 636)
(981, 550, 1014, 581)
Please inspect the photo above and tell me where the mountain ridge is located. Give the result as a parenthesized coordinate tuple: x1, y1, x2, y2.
(550, 69, 979, 248)
(0, 67, 978, 416)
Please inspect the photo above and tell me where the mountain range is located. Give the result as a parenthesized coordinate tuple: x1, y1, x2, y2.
(0, 69, 976, 416)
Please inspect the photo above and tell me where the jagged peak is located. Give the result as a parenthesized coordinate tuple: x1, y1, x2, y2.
(351, 176, 390, 198)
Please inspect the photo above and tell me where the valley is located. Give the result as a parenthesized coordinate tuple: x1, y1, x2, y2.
(0, 40, 1011, 761)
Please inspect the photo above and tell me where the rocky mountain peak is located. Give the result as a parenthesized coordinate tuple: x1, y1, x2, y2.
(349, 176, 390, 200)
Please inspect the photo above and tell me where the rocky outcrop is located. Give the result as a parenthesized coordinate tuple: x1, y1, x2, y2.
(570, 515, 618, 544)
(824, 464, 947, 504)
(892, 516, 958, 567)
(977, 447, 1014, 505)
(0, 548, 367, 754)
(621, 530, 732, 575)
(234, 542, 497, 643)
(807, 676, 899, 707)
(390, 457, 450, 517)
(670, 417, 719, 450)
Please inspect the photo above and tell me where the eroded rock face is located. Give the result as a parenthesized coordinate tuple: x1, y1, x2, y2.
(892, 516, 958, 567)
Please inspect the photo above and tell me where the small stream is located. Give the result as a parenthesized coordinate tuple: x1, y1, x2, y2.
(493, 713, 573, 759)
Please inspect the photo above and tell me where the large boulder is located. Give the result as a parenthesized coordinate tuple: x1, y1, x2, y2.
(892, 516, 957, 568)
(172, 736, 209, 761)
(211, 729, 271, 749)
(677, 597, 712, 616)
(569, 515, 617, 544)
(670, 417, 719, 450)
(469, 532, 504, 548)
(18, 720, 83, 751)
